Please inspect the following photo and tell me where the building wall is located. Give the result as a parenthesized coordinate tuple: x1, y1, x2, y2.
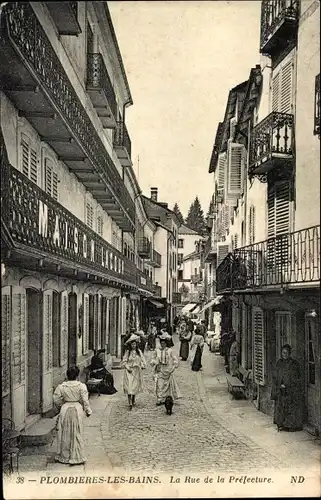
(295, 0, 320, 230)
(154, 227, 167, 296)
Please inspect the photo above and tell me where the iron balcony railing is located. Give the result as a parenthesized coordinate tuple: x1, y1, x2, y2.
(150, 249, 162, 267)
(249, 112, 295, 175)
(216, 225, 320, 293)
(172, 292, 181, 305)
(153, 284, 162, 298)
(86, 53, 117, 120)
(260, 0, 299, 55)
(1, 162, 138, 286)
(204, 237, 217, 261)
(137, 237, 151, 258)
(314, 73, 320, 137)
(2, 2, 135, 228)
(114, 121, 132, 159)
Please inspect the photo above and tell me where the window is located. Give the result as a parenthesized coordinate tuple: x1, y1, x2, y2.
(178, 253, 184, 265)
(178, 270, 183, 280)
(178, 239, 184, 248)
(271, 52, 295, 114)
(44, 158, 58, 200)
(21, 133, 38, 184)
(97, 214, 103, 237)
(227, 143, 245, 196)
(86, 202, 94, 229)
(249, 205, 256, 245)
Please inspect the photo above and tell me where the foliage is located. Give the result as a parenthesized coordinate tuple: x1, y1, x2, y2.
(173, 203, 185, 225)
(185, 196, 206, 235)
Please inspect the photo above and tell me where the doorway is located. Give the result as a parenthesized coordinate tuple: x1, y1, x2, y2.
(305, 316, 320, 432)
(68, 293, 77, 366)
(26, 289, 42, 416)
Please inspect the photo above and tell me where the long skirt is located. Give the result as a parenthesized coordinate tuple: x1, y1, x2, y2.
(273, 389, 303, 430)
(123, 366, 143, 395)
(229, 355, 238, 376)
(191, 345, 202, 372)
(179, 340, 189, 360)
(55, 402, 86, 465)
(155, 370, 182, 403)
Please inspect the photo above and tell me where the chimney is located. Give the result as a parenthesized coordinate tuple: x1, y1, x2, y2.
(150, 187, 158, 202)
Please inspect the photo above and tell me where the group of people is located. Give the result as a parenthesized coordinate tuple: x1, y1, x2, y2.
(177, 316, 207, 372)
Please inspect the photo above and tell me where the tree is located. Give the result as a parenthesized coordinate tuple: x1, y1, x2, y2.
(206, 194, 215, 218)
(185, 196, 206, 235)
(173, 203, 184, 225)
(179, 284, 190, 301)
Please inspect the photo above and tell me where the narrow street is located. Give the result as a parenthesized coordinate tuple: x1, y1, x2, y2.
(17, 337, 319, 478)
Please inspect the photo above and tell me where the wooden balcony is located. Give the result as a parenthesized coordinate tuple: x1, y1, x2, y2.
(137, 237, 151, 259)
(172, 292, 182, 305)
(204, 238, 217, 262)
(249, 112, 295, 179)
(216, 226, 320, 294)
(260, 0, 299, 57)
(86, 53, 117, 129)
(0, 2, 135, 232)
(46, 2, 81, 36)
(1, 161, 138, 289)
(314, 74, 320, 137)
(114, 121, 132, 167)
(148, 249, 162, 268)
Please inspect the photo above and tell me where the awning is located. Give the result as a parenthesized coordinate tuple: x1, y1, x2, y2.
(147, 299, 164, 309)
(198, 295, 223, 314)
(192, 306, 201, 314)
(181, 303, 197, 314)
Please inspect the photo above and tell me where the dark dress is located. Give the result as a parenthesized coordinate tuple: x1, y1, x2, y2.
(89, 356, 117, 395)
(179, 330, 191, 360)
(191, 345, 202, 371)
(271, 358, 303, 431)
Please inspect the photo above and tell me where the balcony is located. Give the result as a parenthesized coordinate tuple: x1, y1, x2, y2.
(314, 74, 320, 137)
(1, 162, 138, 289)
(114, 121, 132, 167)
(260, 0, 299, 57)
(0, 2, 135, 232)
(137, 237, 151, 259)
(172, 292, 182, 305)
(46, 2, 81, 36)
(204, 238, 217, 262)
(153, 284, 162, 298)
(216, 225, 320, 293)
(148, 249, 162, 268)
(86, 53, 117, 129)
(191, 273, 202, 285)
(249, 112, 295, 179)
(136, 269, 154, 295)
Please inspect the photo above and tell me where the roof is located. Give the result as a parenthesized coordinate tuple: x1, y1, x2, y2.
(235, 65, 262, 142)
(183, 250, 201, 261)
(141, 195, 181, 227)
(178, 224, 203, 236)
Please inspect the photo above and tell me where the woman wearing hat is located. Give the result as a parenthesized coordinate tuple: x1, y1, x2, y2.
(121, 333, 146, 410)
(150, 332, 182, 406)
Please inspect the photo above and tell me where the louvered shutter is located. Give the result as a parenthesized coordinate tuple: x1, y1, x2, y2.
(82, 293, 89, 355)
(97, 215, 103, 236)
(11, 287, 27, 429)
(217, 152, 227, 193)
(229, 117, 237, 140)
(228, 143, 244, 195)
(86, 203, 94, 229)
(280, 58, 293, 114)
(21, 134, 38, 184)
(2, 286, 11, 397)
(217, 242, 230, 266)
(60, 291, 68, 366)
(45, 158, 58, 201)
(249, 205, 256, 244)
(42, 290, 53, 412)
(275, 181, 291, 236)
(252, 306, 265, 386)
(272, 72, 281, 112)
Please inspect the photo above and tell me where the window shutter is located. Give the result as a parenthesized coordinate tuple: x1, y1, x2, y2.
(217, 242, 230, 266)
(86, 202, 94, 229)
(30, 147, 38, 184)
(11, 287, 27, 429)
(275, 181, 291, 236)
(272, 72, 281, 112)
(2, 286, 11, 396)
(21, 134, 38, 184)
(267, 184, 276, 239)
(280, 59, 293, 114)
(60, 291, 68, 367)
(42, 290, 53, 412)
(217, 152, 227, 192)
(228, 143, 244, 195)
(97, 215, 103, 236)
(82, 293, 89, 355)
(249, 205, 256, 244)
(252, 306, 265, 386)
(21, 137, 30, 177)
(44, 158, 59, 201)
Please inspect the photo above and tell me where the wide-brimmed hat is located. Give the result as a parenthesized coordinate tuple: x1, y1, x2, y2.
(159, 332, 171, 341)
(125, 333, 140, 344)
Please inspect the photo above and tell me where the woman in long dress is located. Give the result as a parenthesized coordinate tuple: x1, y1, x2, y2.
(150, 333, 182, 405)
(53, 366, 92, 465)
(271, 344, 303, 432)
(229, 333, 239, 376)
(121, 333, 146, 410)
(190, 327, 205, 372)
(89, 349, 117, 395)
(179, 321, 192, 361)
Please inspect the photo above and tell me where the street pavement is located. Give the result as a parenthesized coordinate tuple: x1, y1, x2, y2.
(17, 335, 320, 477)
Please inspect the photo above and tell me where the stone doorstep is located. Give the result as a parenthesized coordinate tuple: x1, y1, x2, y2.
(20, 417, 57, 448)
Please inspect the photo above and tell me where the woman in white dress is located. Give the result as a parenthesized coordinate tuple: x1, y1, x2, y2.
(150, 332, 182, 405)
(121, 333, 146, 410)
(190, 327, 205, 372)
(53, 366, 92, 465)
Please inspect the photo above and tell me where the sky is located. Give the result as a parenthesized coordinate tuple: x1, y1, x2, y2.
(109, 1, 261, 218)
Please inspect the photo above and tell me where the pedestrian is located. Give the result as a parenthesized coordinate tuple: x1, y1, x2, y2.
(179, 320, 192, 361)
(199, 320, 207, 338)
(121, 333, 146, 410)
(271, 344, 303, 432)
(53, 365, 92, 465)
(150, 332, 182, 406)
(89, 349, 117, 395)
(147, 321, 157, 350)
(137, 329, 147, 353)
(229, 332, 239, 376)
(190, 326, 205, 372)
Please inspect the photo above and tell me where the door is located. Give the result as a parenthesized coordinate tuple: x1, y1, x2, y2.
(2, 286, 12, 420)
(42, 290, 53, 412)
(108, 297, 117, 356)
(27, 289, 42, 414)
(305, 316, 319, 430)
(11, 286, 27, 430)
(68, 293, 77, 366)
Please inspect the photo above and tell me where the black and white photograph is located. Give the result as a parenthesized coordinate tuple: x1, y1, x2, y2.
(1, 0, 320, 498)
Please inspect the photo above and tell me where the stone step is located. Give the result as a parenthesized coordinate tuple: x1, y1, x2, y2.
(20, 417, 57, 447)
